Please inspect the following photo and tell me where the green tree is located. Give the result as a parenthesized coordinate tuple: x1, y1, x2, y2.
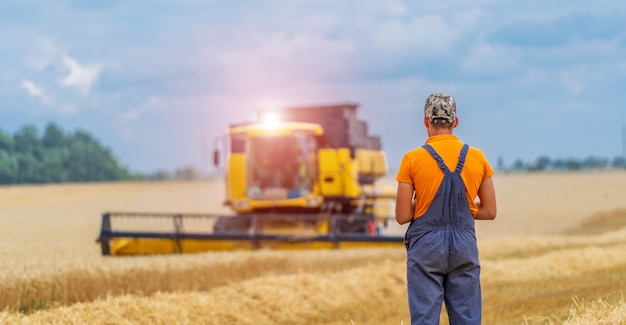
(42, 123, 67, 149)
(0, 124, 139, 185)
(15, 152, 46, 183)
(64, 130, 128, 182)
(0, 129, 13, 152)
(529, 156, 551, 171)
(583, 156, 608, 169)
(13, 124, 42, 158)
(0, 150, 16, 184)
(0, 130, 15, 184)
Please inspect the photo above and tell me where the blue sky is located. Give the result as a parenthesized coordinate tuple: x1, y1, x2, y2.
(1, 0, 625, 173)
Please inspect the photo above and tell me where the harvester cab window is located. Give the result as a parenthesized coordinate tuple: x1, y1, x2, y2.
(247, 135, 316, 200)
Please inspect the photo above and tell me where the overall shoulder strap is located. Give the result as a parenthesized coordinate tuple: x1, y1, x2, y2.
(422, 144, 450, 174)
(454, 144, 470, 173)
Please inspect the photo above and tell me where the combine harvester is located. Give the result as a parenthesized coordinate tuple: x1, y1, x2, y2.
(97, 103, 406, 255)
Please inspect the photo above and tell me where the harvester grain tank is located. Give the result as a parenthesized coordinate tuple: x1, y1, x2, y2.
(97, 103, 404, 255)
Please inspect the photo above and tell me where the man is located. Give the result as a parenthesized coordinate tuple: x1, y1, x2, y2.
(395, 92, 497, 325)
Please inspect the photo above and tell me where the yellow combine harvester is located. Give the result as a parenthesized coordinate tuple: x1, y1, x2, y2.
(97, 103, 404, 255)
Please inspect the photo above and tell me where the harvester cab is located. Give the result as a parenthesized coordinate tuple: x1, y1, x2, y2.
(97, 103, 405, 255)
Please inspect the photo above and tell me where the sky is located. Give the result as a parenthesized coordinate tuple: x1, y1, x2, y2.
(1, 0, 626, 173)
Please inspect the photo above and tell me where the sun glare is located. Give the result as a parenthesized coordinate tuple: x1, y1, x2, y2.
(260, 111, 282, 129)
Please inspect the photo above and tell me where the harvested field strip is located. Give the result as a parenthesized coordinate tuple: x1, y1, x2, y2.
(0, 261, 409, 325)
(569, 208, 626, 235)
(479, 228, 626, 323)
(2, 229, 626, 324)
(483, 265, 626, 324)
(479, 227, 626, 260)
(482, 243, 626, 282)
(2, 257, 624, 324)
(0, 248, 405, 312)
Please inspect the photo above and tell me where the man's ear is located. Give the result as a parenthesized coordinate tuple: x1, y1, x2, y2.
(453, 117, 459, 128)
(423, 117, 429, 128)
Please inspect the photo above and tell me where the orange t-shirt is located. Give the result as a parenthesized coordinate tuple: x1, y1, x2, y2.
(396, 134, 494, 219)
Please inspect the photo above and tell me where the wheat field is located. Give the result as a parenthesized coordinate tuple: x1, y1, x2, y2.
(0, 171, 625, 324)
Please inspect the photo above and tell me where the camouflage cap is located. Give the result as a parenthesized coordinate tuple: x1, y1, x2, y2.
(424, 92, 456, 124)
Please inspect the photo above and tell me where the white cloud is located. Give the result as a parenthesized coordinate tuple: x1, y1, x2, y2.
(215, 31, 355, 91)
(60, 54, 102, 93)
(21, 80, 44, 97)
(559, 70, 586, 96)
(461, 43, 520, 73)
(118, 97, 163, 122)
(370, 15, 460, 57)
(119, 109, 141, 121)
(20, 79, 77, 114)
(23, 56, 52, 71)
(385, 0, 408, 15)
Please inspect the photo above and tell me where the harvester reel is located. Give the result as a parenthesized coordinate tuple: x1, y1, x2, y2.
(214, 216, 252, 233)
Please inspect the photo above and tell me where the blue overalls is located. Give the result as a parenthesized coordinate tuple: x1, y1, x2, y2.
(405, 144, 481, 325)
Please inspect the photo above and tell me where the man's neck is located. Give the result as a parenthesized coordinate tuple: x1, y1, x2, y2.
(427, 128, 454, 137)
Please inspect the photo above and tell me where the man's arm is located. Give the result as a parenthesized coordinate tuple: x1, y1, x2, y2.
(474, 177, 497, 220)
(395, 182, 415, 225)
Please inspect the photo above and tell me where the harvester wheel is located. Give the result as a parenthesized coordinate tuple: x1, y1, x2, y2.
(336, 216, 372, 234)
(214, 216, 251, 233)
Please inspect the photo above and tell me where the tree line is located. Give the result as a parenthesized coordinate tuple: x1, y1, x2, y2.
(0, 123, 213, 185)
(0, 123, 142, 185)
(2, 123, 623, 185)
(498, 155, 626, 172)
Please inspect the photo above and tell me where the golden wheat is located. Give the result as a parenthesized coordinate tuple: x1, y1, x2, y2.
(563, 295, 626, 325)
(0, 172, 625, 324)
